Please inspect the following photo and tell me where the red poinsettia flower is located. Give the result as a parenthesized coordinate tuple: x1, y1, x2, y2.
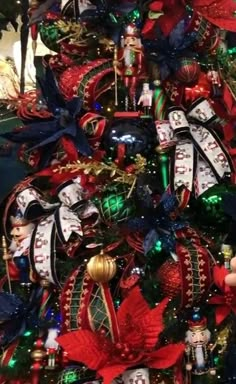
(209, 265, 236, 325)
(193, 0, 236, 32)
(57, 286, 185, 384)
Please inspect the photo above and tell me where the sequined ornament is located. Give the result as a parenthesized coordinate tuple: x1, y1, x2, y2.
(156, 260, 181, 299)
(98, 183, 136, 224)
(39, 14, 62, 52)
(175, 58, 200, 84)
(87, 250, 117, 283)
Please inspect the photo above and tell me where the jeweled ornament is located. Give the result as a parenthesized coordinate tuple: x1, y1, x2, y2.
(98, 183, 136, 224)
(156, 260, 181, 299)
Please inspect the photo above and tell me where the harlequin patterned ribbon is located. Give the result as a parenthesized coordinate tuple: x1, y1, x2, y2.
(175, 228, 212, 308)
(155, 98, 234, 202)
(60, 269, 119, 342)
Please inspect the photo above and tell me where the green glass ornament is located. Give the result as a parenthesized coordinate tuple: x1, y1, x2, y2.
(98, 183, 135, 224)
(191, 184, 236, 229)
(39, 21, 62, 52)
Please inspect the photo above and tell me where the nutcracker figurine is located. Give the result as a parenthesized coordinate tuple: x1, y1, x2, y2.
(44, 327, 60, 369)
(8, 209, 35, 286)
(185, 312, 216, 383)
(137, 82, 153, 116)
(122, 368, 150, 384)
(113, 23, 145, 111)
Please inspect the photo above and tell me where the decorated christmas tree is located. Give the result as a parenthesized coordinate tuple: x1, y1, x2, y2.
(1, 1, 236, 384)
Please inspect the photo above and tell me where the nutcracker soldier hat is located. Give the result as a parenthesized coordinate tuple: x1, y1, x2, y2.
(188, 317, 207, 332)
(124, 23, 140, 38)
(10, 208, 29, 228)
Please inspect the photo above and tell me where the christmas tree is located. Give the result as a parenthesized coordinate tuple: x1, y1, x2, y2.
(1, 1, 236, 384)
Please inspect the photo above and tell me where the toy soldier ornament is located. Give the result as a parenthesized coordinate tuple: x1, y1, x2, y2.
(7, 209, 35, 286)
(45, 327, 60, 369)
(113, 24, 145, 111)
(122, 368, 150, 384)
(185, 312, 216, 383)
(138, 83, 153, 116)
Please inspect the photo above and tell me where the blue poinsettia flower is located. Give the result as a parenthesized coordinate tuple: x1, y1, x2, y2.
(143, 18, 198, 80)
(0, 66, 92, 168)
(0, 288, 46, 347)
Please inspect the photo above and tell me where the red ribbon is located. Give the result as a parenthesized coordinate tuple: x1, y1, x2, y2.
(79, 113, 107, 148)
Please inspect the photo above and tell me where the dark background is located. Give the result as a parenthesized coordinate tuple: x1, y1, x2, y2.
(0, 115, 27, 202)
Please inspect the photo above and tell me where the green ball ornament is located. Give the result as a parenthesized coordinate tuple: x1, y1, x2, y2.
(39, 21, 62, 52)
(193, 185, 234, 227)
(98, 183, 136, 224)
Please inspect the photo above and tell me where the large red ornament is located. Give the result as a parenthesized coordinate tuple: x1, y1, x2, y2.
(175, 58, 200, 84)
(157, 260, 181, 299)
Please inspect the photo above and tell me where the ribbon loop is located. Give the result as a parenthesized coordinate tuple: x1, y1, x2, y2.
(187, 97, 218, 126)
(156, 98, 234, 202)
(16, 187, 58, 220)
(168, 107, 190, 135)
(14, 178, 100, 285)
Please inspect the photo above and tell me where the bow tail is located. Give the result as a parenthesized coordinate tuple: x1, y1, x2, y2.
(194, 155, 218, 197)
(29, 216, 60, 286)
(190, 124, 233, 181)
(171, 139, 195, 194)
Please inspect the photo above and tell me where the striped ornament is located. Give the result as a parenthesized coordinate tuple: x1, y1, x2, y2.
(175, 58, 200, 84)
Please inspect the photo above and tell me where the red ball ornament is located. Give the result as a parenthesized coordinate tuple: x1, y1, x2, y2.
(175, 58, 200, 84)
(156, 260, 181, 299)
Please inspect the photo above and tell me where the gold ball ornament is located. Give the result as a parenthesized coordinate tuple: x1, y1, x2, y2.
(86, 251, 117, 283)
(31, 349, 47, 361)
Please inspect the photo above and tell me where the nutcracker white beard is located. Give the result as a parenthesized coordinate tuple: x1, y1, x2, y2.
(195, 345, 205, 368)
(9, 239, 17, 253)
(124, 47, 132, 66)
